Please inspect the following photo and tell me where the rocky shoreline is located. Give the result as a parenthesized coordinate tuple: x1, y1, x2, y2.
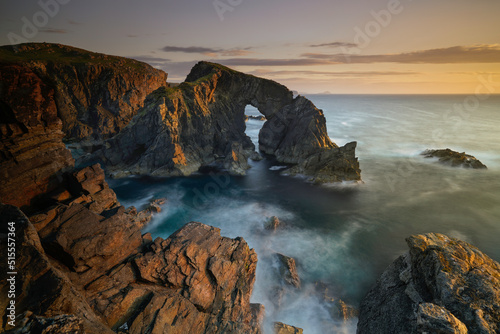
(1, 43, 499, 333)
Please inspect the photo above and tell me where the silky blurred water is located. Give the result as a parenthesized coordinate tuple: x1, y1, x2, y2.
(109, 95, 500, 333)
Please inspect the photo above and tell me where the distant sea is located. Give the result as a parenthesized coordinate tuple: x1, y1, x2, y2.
(109, 94, 500, 333)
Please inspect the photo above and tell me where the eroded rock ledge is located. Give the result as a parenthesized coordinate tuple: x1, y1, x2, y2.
(357, 233, 500, 334)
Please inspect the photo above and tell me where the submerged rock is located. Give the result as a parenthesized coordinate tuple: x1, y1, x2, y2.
(422, 148, 487, 169)
(275, 253, 301, 289)
(264, 216, 282, 231)
(357, 233, 500, 334)
(314, 282, 359, 322)
(249, 115, 266, 121)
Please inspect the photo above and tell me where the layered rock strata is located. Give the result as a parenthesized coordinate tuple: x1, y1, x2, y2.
(357, 233, 500, 334)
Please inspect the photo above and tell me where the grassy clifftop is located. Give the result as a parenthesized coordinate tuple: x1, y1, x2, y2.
(0, 43, 154, 71)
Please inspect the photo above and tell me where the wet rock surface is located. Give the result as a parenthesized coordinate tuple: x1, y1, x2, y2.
(357, 233, 500, 334)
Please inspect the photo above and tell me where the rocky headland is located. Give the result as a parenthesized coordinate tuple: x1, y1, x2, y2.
(3, 43, 360, 183)
(422, 148, 487, 169)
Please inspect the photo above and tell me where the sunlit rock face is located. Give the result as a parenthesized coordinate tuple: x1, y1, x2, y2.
(357, 233, 500, 334)
(94, 61, 361, 182)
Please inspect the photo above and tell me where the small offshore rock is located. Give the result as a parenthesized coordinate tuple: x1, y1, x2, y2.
(275, 253, 301, 288)
(264, 216, 281, 231)
(422, 148, 487, 169)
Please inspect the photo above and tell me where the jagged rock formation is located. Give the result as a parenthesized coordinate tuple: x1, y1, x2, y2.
(0, 43, 168, 144)
(92, 61, 360, 182)
(0, 165, 264, 333)
(422, 148, 487, 169)
(357, 233, 500, 334)
(0, 203, 114, 334)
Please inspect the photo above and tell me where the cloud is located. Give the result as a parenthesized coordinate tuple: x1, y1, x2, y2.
(168, 45, 500, 68)
(39, 28, 69, 34)
(310, 42, 358, 48)
(162, 46, 219, 54)
(127, 34, 139, 38)
(249, 69, 420, 77)
(67, 19, 82, 25)
(131, 55, 171, 63)
(161, 45, 253, 57)
(302, 44, 500, 64)
(217, 58, 338, 66)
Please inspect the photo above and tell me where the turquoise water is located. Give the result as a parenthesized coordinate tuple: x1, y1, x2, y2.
(109, 95, 500, 333)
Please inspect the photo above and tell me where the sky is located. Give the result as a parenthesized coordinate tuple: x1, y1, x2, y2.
(1, 0, 500, 94)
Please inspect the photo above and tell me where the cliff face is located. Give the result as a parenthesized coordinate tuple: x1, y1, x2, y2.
(357, 233, 500, 334)
(94, 61, 361, 182)
(0, 43, 168, 143)
(0, 43, 168, 209)
(0, 63, 74, 209)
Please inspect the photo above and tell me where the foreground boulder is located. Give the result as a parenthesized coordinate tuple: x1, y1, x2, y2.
(422, 149, 487, 169)
(357, 233, 500, 334)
